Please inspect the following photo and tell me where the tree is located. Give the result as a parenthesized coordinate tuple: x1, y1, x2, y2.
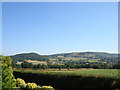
(113, 63, 120, 69)
(2, 56, 16, 89)
(21, 62, 30, 68)
(37, 64, 42, 69)
(12, 63, 21, 68)
(42, 64, 48, 69)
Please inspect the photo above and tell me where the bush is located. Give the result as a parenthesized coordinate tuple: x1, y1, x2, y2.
(26, 83, 37, 89)
(1, 55, 54, 89)
(14, 78, 54, 90)
(40, 86, 54, 90)
(15, 78, 26, 86)
(20, 83, 27, 89)
(2, 56, 16, 89)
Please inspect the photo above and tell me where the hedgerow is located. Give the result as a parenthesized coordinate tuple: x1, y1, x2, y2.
(13, 70, 120, 89)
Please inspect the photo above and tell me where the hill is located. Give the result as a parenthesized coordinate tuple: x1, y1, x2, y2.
(10, 52, 118, 64)
(10, 53, 49, 63)
(47, 52, 118, 59)
(47, 52, 118, 64)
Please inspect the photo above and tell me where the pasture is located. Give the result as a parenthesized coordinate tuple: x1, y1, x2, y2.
(14, 68, 119, 78)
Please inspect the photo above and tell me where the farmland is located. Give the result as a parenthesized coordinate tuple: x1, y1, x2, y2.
(11, 52, 120, 70)
(14, 68, 119, 78)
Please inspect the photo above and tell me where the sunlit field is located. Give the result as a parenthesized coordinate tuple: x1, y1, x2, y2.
(14, 68, 119, 79)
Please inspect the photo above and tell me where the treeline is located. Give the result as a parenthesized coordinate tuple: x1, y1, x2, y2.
(12, 62, 120, 69)
(112, 61, 120, 69)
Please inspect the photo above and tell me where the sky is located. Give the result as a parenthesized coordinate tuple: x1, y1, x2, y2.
(2, 2, 118, 55)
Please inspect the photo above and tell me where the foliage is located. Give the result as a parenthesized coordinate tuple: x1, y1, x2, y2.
(113, 60, 120, 69)
(20, 83, 27, 89)
(40, 86, 54, 90)
(15, 78, 26, 86)
(2, 56, 16, 89)
(14, 78, 54, 90)
(14, 62, 113, 69)
(26, 83, 37, 89)
(0, 55, 2, 90)
(0, 55, 2, 59)
(21, 62, 34, 68)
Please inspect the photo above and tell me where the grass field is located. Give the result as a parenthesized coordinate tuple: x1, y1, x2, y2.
(62, 57, 88, 60)
(14, 68, 120, 79)
(49, 57, 88, 61)
(87, 59, 100, 62)
(49, 57, 100, 63)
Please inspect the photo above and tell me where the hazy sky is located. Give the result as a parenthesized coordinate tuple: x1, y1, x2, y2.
(2, 2, 118, 55)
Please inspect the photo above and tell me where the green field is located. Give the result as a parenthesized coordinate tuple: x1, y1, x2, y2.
(15, 69, 120, 79)
(87, 59, 100, 62)
(49, 57, 101, 62)
(49, 57, 88, 61)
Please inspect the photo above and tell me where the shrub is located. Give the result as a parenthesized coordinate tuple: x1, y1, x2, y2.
(26, 83, 37, 89)
(20, 83, 27, 89)
(16, 78, 26, 87)
(40, 86, 54, 90)
(2, 56, 16, 89)
(14, 77, 54, 90)
(35, 85, 41, 89)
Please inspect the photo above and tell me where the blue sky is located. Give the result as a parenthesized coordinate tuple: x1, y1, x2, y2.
(2, 2, 118, 55)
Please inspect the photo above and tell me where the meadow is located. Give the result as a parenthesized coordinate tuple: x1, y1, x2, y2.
(14, 68, 119, 78)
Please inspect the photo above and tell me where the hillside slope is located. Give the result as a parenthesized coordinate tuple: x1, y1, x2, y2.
(48, 52, 118, 58)
(47, 52, 118, 63)
(10, 52, 118, 64)
(10, 53, 49, 63)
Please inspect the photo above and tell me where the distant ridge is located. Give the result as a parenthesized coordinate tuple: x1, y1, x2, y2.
(10, 51, 119, 64)
(47, 51, 118, 57)
(10, 52, 49, 63)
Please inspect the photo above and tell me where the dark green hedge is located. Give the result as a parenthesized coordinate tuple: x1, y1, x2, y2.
(13, 71, 120, 89)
